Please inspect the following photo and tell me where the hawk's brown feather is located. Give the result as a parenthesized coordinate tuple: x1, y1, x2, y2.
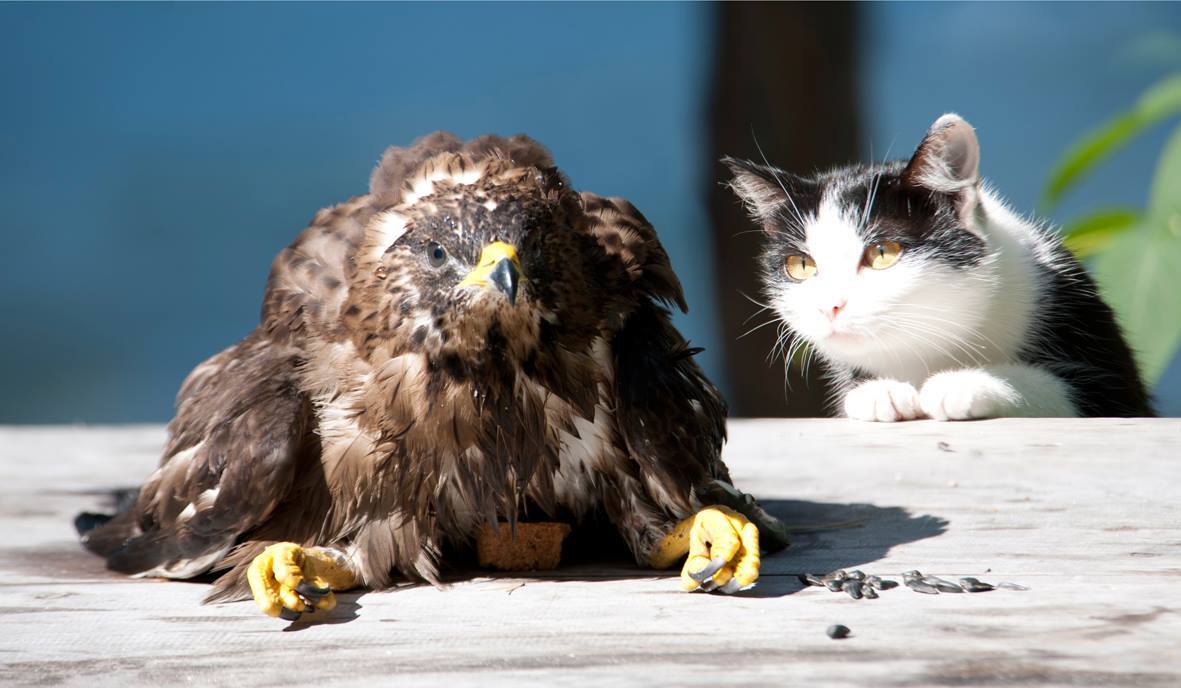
(81, 132, 768, 601)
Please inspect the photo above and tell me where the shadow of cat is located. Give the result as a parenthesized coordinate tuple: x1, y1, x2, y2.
(736, 498, 949, 597)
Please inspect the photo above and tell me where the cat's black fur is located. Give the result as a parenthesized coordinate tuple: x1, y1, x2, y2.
(1023, 257, 1154, 416)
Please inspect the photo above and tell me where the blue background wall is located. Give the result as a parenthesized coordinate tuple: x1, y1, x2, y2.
(2, 2, 1179, 422)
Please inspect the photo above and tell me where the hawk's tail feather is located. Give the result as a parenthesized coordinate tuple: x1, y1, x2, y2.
(74, 511, 112, 537)
(102, 530, 179, 575)
(78, 510, 139, 559)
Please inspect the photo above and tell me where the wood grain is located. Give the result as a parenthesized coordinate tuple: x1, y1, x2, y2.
(1, 419, 1178, 687)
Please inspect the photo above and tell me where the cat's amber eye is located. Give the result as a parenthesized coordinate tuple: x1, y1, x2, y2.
(784, 254, 817, 281)
(864, 241, 903, 270)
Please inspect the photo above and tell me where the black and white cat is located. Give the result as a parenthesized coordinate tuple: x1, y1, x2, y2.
(725, 114, 1153, 420)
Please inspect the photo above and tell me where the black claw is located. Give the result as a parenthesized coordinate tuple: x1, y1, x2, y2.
(689, 556, 728, 583)
(279, 608, 302, 621)
(719, 579, 743, 594)
(296, 580, 331, 600)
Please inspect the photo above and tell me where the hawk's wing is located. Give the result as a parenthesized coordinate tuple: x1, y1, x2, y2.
(83, 333, 313, 576)
(580, 193, 728, 512)
(581, 193, 687, 313)
(82, 199, 373, 577)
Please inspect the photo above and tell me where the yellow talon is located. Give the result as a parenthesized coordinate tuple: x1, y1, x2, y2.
(650, 505, 761, 594)
(247, 542, 357, 619)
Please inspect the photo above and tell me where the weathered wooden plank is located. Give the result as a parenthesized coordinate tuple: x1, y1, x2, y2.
(1, 419, 1178, 687)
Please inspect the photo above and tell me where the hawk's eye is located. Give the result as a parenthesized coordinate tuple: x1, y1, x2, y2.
(426, 241, 447, 268)
(863, 241, 902, 270)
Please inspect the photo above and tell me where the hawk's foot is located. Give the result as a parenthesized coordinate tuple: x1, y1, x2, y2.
(246, 543, 356, 620)
(650, 505, 760, 594)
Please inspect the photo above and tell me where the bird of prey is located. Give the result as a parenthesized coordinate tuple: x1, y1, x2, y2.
(80, 132, 788, 618)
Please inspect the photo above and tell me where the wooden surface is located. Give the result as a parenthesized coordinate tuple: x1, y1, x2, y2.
(1, 419, 1179, 687)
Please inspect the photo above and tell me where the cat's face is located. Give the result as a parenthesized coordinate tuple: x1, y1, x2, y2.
(727, 115, 993, 375)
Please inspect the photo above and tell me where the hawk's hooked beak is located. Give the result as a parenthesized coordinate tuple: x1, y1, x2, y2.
(458, 241, 521, 304)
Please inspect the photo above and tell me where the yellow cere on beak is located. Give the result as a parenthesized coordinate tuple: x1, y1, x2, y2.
(458, 241, 522, 303)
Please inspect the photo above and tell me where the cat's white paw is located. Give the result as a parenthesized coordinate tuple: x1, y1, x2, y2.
(843, 379, 923, 422)
(919, 369, 1019, 420)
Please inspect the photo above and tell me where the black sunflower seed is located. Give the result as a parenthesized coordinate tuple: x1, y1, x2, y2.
(905, 579, 940, 595)
(959, 577, 995, 592)
(922, 576, 964, 593)
(827, 624, 851, 639)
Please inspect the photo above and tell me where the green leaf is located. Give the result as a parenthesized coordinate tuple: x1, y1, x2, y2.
(1043, 73, 1181, 211)
(1060, 207, 1139, 259)
(1145, 122, 1181, 228)
(1094, 227, 1181, 386)
(1092, 124, 1181, 386)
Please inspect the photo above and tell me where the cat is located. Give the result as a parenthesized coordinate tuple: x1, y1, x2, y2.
(724, 114, 1153, 421)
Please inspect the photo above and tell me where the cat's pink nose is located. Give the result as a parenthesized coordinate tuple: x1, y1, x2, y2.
(825, 301, 847, 320)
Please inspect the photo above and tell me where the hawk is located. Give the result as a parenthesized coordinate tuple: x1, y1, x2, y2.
(80, 133, 788, 619)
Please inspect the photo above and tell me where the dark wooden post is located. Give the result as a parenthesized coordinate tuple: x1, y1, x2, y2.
(707, 3, 862, 416)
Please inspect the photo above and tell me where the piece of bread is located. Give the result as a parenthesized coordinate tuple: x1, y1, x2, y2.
(475, 522, 572, 571)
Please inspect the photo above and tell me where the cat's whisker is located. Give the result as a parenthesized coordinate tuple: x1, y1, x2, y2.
(882, 320, 983, 369)
(738, 316, 782, 340)
(882, 314, 983, 351)
(741, 304, 770, 326)
(868, 325, 927, 377)
(776, 327, 805, 369)
(738, 290, 776, 312)
(732, 227, 792, 239)
(889, 308, 1006, 356)
(751, 129, 809, 230)
(773, 326, 797, 365)
(858, 141, 894, 234)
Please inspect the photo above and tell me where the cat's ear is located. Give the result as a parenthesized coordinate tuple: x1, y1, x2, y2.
(723, 156, 794, 227)
(902, 114, 980, 196)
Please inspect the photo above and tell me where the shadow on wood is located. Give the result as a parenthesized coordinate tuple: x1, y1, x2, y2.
(59, 487, 947, 610)
(762, 499, 949, 574)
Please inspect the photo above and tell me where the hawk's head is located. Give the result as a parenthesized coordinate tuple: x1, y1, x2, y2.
(342, 133, 615, 376)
